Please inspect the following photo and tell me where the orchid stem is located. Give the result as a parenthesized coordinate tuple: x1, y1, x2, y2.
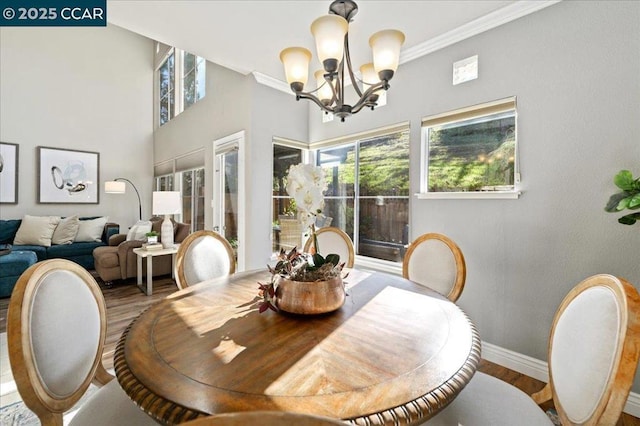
(311, 223, 319, 255)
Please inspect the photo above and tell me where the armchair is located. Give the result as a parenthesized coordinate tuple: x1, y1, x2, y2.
(93, 217, 190, 286)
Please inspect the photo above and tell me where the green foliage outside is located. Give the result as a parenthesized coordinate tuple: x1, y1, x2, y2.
(428, 117, 515, 192)
(321, 130, 410, 196)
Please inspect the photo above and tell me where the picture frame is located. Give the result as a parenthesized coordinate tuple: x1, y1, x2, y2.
(0, 142, 19, 204)
(38, 146, 99, 204)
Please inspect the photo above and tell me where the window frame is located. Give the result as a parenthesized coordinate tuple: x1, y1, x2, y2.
(156, 47, 206, 127)
(418, 97, 521, 199)
(310, 122, 411, 268)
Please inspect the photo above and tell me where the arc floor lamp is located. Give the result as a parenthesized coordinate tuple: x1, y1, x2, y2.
(105, 178, 142, 221)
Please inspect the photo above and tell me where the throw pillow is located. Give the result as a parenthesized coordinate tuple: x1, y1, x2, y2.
(52, 215, 80, 245)
(75, 217, 108, 242)
(13, 215, 61, 247)
(126, 220, 153, 241)
(0, 219, 22, 244)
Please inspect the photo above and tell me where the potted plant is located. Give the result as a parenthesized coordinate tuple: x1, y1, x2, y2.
(605, 170, 640, 225)
(145, 230, 159, 244)
(258, 164, 347, 314)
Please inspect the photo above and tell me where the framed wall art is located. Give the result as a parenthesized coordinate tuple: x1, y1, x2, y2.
(38, 146, 99, 204)
(0, 142, 19, 204)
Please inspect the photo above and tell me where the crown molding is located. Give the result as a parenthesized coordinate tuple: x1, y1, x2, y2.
(401, 0, 561, 64)
(257, 1, 562, 93)
(252, 71, 292, 95)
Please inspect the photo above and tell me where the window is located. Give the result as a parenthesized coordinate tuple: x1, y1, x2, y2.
(183, 52, 206, 109)
(155, 174, 174, 191)
(157, 48, 206, 126)
(159, 52, 175, 126)
(315, 127, 410, 263)
(272, 143, 305, 254)
(420, 97, 518, 198)
(178, 167, 205, 232)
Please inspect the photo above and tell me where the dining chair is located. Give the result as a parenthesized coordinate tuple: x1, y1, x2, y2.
(402, 233, 466, 302)
(181, 411, 347, 425)
(303, 226, 355, 268)
(175, 230, 236, 289)
(7, 259, 157, 426)
(426, 274, 640, 426)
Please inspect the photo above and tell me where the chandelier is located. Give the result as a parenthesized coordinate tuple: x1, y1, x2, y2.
(279, 0, 405, 122)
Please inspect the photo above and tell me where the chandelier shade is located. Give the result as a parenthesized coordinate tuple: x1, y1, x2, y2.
(279, 0, 405, 122)
(280, 47, 312, 89)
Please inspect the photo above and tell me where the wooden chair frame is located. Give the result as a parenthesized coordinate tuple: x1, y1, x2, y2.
(7, 259, 113, 426)
(175, 230, 236, 289)
(402, 232, 466, 302)
(303, 226, 355, 268)
(531, 274, 640, 425)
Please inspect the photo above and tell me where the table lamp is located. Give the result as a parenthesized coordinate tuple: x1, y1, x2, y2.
(152, 191, 181, 248)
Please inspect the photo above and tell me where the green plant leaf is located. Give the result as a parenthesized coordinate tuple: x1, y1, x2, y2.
(619, 212, 640, 225)
(325, 253, 340, 266)
(605, 192, 630, 212)
(312, 253, 325, 267)
(628, 193, 640, 209)
(617, 197, 631, 211)
(614, 170, 635, 191)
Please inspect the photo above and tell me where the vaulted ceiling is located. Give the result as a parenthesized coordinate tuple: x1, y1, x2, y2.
(107, 1, 558, 85)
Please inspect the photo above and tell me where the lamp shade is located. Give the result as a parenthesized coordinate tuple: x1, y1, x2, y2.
(359, 63, 381, 92)
(314, 70, 334, 103)
(369, 29, 405, 74)
(310, 14, 348, 66)
(280, 47, 312, 87)
(152, 191, 181, 215)
(105, 181, 126, 194)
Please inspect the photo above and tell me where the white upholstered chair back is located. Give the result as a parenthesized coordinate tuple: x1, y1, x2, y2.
(175, 230, 236, 289)
(402, 233, 466, 302)
(547, 274, 640, 425)
(303, 226, 355, 268)
(7, 259, 107, 423)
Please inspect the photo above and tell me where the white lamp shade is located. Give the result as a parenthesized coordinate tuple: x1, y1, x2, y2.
(105, 181, 126, 194)
(310, 14, 348, 65)
(280, 47, 312, 87)
(314, 70, 334, 103)
(369, 29, 405, 73)
(152, 191, 181, 215)
(360, 63, 381, 91)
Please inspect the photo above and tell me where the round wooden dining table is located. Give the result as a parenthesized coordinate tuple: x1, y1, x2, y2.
(115, 269, 480, 426)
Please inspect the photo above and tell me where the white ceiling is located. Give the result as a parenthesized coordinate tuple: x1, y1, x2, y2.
(107, 0, 551, 84)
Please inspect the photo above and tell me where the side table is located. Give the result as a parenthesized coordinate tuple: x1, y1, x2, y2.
(132, 245, 179, 296)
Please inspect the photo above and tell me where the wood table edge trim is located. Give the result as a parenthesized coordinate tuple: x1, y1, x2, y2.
(115, 308, 481, 426)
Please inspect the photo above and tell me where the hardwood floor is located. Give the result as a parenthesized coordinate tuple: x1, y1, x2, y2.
(1, 274, 639, 425)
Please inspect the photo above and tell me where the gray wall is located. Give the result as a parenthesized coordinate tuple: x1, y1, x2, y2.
(309, 1, 640, 390)
(0, 25, 154, 229)
(153, 63, 308, 270)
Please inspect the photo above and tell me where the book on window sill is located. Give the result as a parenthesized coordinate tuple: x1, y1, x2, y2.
(142, 243, 163, 251)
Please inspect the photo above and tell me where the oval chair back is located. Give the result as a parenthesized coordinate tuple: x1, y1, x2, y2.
(175, 230, 236, 289)
(427, 274, 640, 426)
(546, 274, 640, 425)
(402, 233, 466, 302)
(303, 226, 355, 268)
(7, 259, 156, 426)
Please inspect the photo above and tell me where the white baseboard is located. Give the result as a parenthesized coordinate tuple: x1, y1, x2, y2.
(481, 341, 640, 418)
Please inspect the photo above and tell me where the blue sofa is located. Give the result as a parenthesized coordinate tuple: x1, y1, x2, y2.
(0, 217, 119, 297)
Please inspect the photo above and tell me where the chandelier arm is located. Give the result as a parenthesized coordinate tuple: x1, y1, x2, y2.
(323, 74, 339, 105)
(343, 34, 364, 98)
(296, 91, 334, 114)
(350, 81, 387, 112)
(336, 59, 345, 108)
